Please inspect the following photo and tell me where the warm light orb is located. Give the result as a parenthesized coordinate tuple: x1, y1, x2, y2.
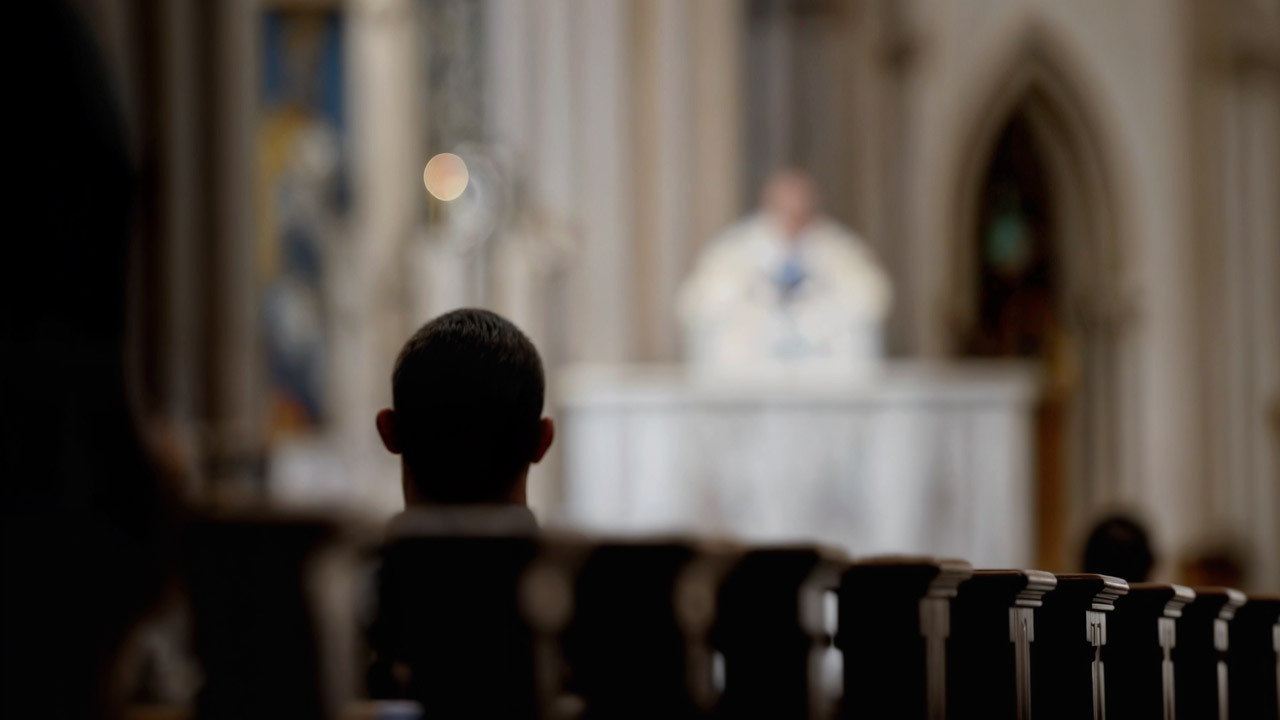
(423, 153, 469, 201)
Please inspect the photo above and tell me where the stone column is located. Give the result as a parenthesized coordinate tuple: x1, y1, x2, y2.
(207, 0, 263, 493)
(1193, 0, 1280, 590)
(340, 0, 423, 513)
(572, 0, 635, 363)
(1218, 11, 1280, 589)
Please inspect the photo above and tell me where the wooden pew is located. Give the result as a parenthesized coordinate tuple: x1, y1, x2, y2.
(1176, 587, 1245, 720)
(949, 569, 1057, 720)
(1106, 583, 1195, 719)
(517, 533, 594, 720)
(1033, 574, 1128, 720)
(368, 511, 541, 718)
(713, 546, 845, 719)
(184, 513, 349, 720)
(563, 541, 709, 720)
(1228, 593, 1280, 720)
(836, 556, 972, 720)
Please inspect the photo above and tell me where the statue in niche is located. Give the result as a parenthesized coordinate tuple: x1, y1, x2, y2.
(677, 169, 892, 379)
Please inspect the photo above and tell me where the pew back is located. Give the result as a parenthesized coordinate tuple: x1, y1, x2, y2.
(837, 556, 972, 720)
(949, 569, 1056, 720)
(1033, 574, 1128, 720)
(1176, 587, 1245, 720)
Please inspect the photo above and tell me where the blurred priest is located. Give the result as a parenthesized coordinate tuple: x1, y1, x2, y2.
(677, 169, 892, 379)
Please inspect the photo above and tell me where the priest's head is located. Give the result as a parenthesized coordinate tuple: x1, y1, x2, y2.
(376, 309, 554, 506)
(762, 168, 820, 240)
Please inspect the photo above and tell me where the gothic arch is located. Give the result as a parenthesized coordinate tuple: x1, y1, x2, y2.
(945, 25, 1126, 340)
(940, 23, 1137, 567)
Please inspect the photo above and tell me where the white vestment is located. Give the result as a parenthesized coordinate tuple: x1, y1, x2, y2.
(677, 213, 892, 379)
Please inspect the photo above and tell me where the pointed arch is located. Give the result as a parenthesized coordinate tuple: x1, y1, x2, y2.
(945, 23, 1125, 339)
(940, 22, 1137, 568)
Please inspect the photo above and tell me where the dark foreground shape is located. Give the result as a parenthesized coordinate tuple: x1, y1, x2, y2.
(1176, 587, 1245, 720)
(949, 569, 1057, 720)
(370, 530, 540, 718)
(714, 546, 845, 719)
(1033, 574, 1128, 720)
(838, 556, 973, 720)
(1228, 593, 1280, 720)
(1106, 582, 1194, 720)
(185, 513, 343, 720)
(565, 541, 707, 720)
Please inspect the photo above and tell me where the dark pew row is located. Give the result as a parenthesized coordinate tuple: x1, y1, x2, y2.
(181, 513, 1280, 720)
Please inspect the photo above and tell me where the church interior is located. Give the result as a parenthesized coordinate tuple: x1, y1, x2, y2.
(3, 0, 1278, 717)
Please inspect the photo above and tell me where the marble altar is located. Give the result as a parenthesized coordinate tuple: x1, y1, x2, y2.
(557, 362, 1040, 568)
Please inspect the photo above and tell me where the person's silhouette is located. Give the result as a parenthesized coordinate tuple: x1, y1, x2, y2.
(1082, 514, 1154, 582)
(375, 308, 554, 511)
(369, 310, 553, 710)
(3, 4, 175, 715)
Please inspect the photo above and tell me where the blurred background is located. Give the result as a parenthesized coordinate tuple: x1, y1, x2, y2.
(65, 0, 1278, 586)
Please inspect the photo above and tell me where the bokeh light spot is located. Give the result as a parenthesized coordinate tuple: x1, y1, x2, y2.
(423, 153, 469, 201)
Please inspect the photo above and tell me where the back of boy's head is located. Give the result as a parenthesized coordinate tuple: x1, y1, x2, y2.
(391, 309, 545, 503)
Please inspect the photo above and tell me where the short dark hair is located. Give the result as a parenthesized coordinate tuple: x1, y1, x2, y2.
(1082, 514, 1154, 582)
(391, 309, 545, 502)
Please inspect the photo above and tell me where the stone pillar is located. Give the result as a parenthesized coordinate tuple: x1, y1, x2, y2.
(690, 0, 746, 257)
(573, 0, 635, 363)
(479, 0, 744, 514)
(858, 0, 924, 356)
(1195, 0, 1280, 590)
(489, 0, 577, 357)
(1220, 11, 1280, 589)
(208, 0, 263, 493)
(340, 0, 423, 513)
